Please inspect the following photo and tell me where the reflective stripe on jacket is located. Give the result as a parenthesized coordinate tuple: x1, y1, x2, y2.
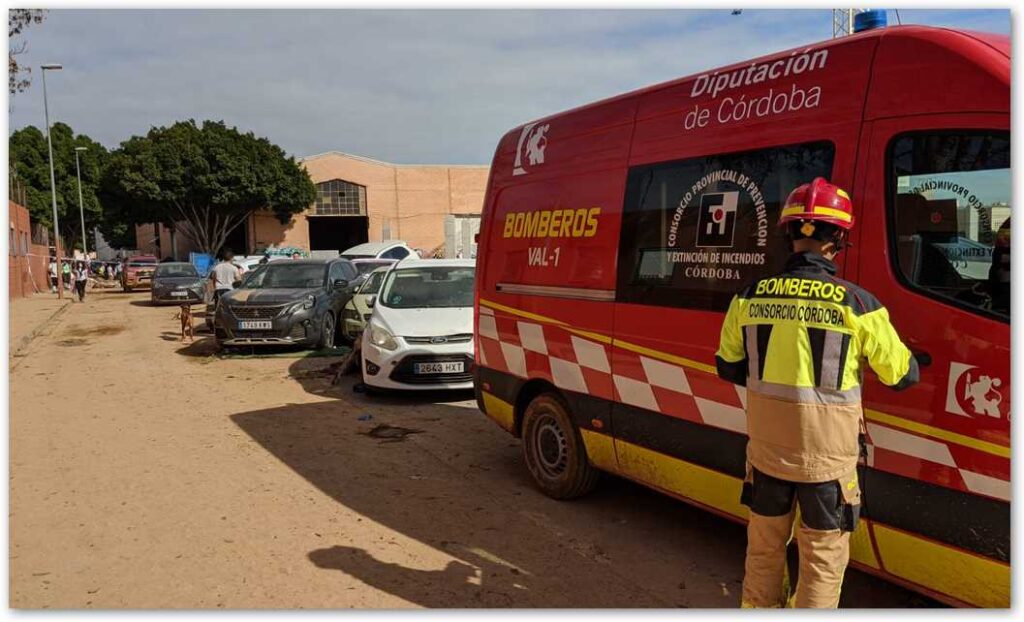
(716, 251, 919, 483)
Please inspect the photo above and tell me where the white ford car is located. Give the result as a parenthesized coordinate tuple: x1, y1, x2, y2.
(361, 258, 475, 391)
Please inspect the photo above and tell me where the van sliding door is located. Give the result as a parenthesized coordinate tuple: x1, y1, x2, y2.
(610, 141, 841, 522)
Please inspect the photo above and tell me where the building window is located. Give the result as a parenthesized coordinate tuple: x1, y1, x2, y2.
(314, 179, 367, 216)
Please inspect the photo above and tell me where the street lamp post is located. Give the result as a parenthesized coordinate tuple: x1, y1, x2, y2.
(75, 146, 88, 259)
(41, 63, 64, 298)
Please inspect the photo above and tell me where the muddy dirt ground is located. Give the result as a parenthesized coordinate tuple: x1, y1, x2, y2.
(9, 289, 936, 608)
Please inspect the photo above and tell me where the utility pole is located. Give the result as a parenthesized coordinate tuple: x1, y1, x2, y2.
(41, 63, 64, 298)
(832, 9, 863, 38)
(75, 146, 88, 259)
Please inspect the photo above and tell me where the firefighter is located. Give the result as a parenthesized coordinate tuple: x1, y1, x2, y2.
(715, 177, 919, 608)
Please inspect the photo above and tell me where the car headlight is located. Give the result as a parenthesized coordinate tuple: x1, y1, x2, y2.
(288, 295, 315, 313)
(369, 323, 398, 351)
(342, 307, 360, 320)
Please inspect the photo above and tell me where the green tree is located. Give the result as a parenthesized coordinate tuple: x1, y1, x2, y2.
(99, 120, 316, 257)
(9, 122, 109, 251)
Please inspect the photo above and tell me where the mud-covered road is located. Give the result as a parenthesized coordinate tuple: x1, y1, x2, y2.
(9, 290, 936, 608)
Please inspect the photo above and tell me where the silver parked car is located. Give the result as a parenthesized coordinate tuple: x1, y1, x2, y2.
(150, 262, 207, 305)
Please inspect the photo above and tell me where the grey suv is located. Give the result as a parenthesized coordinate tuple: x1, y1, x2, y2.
(213, 259, 358, 349)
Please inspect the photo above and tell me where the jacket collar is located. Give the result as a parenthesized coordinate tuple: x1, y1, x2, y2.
(785, 251, 837, 275)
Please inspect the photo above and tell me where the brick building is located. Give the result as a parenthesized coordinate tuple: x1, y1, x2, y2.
(136, 151, 489, 258)
(8, 201, 50, 298)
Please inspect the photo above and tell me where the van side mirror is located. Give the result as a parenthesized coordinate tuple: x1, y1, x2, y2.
(367, 295, 376, 308)
(333, 278, 349, 290)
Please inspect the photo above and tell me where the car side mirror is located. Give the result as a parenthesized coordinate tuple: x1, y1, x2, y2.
(367, 295, 376, 308)
(333, 278, 349, 291)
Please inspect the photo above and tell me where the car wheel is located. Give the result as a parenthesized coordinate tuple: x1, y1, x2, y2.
(318, 313, 336, 350)
(521, 393, 599, 500)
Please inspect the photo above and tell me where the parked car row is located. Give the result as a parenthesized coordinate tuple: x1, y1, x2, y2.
(140, 240, 475, 392)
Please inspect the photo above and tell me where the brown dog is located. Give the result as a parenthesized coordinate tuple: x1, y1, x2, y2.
(175, 303, 195, 342)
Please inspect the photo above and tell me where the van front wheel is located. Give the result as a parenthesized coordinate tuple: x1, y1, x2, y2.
(521, 393, 599, 499)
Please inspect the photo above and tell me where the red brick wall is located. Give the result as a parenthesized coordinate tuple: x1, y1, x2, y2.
(8, 201, 49, 299)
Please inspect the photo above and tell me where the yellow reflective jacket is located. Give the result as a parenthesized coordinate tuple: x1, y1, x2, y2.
(716, 251, 919, 483)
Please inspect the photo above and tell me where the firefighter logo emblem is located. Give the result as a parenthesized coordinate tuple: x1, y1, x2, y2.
(513, 122, 550, 176)
(695, 191, 740, 248)
(945, 361, 1005, 419)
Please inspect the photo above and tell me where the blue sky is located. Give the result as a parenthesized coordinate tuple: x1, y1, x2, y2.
(6, 9, 1010, 164)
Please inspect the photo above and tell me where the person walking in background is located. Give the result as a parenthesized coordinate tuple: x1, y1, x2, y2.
(72, 261, 89, 302)
(209, 249, 242, 304)
(61, 260, 72, 291)
(48, 258, 58, 293)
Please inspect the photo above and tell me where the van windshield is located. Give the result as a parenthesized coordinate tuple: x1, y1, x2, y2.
(379, 266, 475, 309)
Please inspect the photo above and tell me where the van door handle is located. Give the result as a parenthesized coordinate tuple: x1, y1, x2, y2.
(911, 349, 932, 367)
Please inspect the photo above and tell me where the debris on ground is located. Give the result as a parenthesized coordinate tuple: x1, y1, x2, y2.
(360, 424, 424, 443)
(357, 414, 373, 421)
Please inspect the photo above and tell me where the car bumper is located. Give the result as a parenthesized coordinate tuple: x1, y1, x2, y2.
(361, 338, 474, 390)
(151, 290, 205, 304)
(125, 278, 152, 289)
(215, 306, 320, 346)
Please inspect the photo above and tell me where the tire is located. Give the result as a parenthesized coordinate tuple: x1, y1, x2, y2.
(521, 393, 600, 499)
(318, 313, 336, 350)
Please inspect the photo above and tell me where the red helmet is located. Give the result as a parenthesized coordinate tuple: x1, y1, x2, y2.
(778, 177, 854, 231)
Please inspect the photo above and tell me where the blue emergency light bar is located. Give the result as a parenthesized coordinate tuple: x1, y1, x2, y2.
(854, 9, 888, 33)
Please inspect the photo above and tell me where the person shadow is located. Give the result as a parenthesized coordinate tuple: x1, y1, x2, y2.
(309, 545, 524, 608)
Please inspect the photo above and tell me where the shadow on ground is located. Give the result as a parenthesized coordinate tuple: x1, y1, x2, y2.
(229, 360, 937, 608)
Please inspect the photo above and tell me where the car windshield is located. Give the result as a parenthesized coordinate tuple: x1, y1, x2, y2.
(239, 265, 265, 288)
(128, 259, 157, 267)
(154, 264, 198, 278)
(355, 261, 391, 276)
(379, 266, 475, 309)
(358, 270, 388, 296)
(243, 263, 325, 289)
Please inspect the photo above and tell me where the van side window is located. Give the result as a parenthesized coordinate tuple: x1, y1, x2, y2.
(616, 141, 835, 311)
(889, 131, 1010, 320)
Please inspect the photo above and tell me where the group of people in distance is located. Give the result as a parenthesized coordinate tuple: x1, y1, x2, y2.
(48, 257, 95, 302)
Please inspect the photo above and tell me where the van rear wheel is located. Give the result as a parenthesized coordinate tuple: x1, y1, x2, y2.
(521, 393, 599, 499)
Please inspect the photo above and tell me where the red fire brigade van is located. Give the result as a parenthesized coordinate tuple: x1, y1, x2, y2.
(472, 25, 1009, 607)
